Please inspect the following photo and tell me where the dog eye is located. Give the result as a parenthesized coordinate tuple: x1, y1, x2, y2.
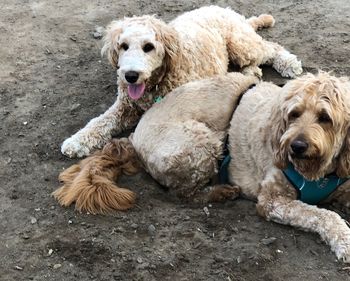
(143, 43, 155, 53)
(318, 112, 332, 124)
(288, 110, 301, 120)
(120, 43, 129, 51)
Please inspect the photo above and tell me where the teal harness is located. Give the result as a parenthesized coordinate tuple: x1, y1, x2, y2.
(283, 163, 348, 205)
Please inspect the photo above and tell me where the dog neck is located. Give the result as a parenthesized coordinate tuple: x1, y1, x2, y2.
(283, 163, 348, 204)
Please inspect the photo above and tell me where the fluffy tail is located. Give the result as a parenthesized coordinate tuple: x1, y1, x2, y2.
(247, 14, 275, 31)
(52, 138, 140, 214)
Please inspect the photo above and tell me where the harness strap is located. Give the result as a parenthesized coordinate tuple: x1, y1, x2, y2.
(283, 163, 348, 205)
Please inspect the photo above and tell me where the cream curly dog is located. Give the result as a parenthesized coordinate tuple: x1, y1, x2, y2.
(61, 5, 302, 158)
(53, 72, 258, 213)
(228, 72, 350, 262)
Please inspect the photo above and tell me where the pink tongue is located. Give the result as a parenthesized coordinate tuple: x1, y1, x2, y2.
(128, 83, 146, 100)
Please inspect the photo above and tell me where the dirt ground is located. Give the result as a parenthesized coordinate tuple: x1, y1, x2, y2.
(1, 0, 350, 280)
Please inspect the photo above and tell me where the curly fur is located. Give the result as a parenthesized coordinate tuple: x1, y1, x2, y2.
(53, 138, 140, 214)
(228, 71, 350, 262)
(60, 6, 302, 158)
(53, 72, 257, 213)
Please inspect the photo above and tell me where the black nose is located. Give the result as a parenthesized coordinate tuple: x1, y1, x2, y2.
(290, 139, 309, 155)
(125, 71, 139, 84)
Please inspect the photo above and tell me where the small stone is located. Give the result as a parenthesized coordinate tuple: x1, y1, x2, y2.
(22, 234, 30, 240)
(203, 206, 210, 217)
(23, 121, 28, 125)
(30, 217, 37, 224)
(261, 237, 277, 245)
(48, 249, 53, 256)
(70, 103, 81, 111)
(137, 257, 143, 264)
(148, 224, 156, 236)
(184, 216, 190, 221)
(68, 220, 73, 224)
(93, 32, 102, 39)
(131, 223, 138, 229)
(92, 26, 104, 39)
(53, 264, 62, 269)
(14, 266, 23, 271)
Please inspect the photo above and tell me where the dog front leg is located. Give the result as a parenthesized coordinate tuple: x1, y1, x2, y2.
(257, 185, 350, 262)
(61, 96, 141, 158)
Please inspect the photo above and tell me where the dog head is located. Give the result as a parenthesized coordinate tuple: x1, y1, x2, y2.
(101, 15, 179, 100)
(271, 72, 350, 180)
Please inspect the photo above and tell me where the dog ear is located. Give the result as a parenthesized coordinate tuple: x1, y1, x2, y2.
(152, 18, 179, 65)
(334, 78, 350, 177)
(336, 129, 350, 178)
(101, 20, 123, 68)
(269, 98, 288, 170)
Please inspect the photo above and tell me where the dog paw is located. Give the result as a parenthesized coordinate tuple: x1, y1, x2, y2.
(331, 230, 350, 263)
(335, 244, 350, 263)
(61, 136, 91, 158)
(273, 51, 303, 78)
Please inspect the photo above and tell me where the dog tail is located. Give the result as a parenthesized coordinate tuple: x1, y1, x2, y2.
(52, 138, 140, 214)
(247, 14, 275, 31)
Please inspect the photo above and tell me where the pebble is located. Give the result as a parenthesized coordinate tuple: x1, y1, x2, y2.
(70, 103, 81, 111)
(48, 249, 53, 256)
(148, 224, 156, 236)
(53, 263, 62, 269)
(131, 223, 138, 229)
(261, 237, 277, 245)
(30, 217, 37, 224)
(184, 215, 190, 221)
(14, 266, 23, 271)
(92, 26, 104, 39)
(93, 32, 102, 39)
(203, 206, 210, 216)
(136, 257, 143, 264)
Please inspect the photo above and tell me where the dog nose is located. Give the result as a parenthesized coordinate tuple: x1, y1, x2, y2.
(290, 139, 309, 155)
(125, 71, 139, 84)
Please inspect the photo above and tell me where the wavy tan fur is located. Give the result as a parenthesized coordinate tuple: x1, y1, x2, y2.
(228, 72, 350, 262)
(53, 138, 140, 214)
(60, 6, 302, 158)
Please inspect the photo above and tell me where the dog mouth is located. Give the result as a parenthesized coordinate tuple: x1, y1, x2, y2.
(127, 82, 146, 100)
(290, 153, 314, 160)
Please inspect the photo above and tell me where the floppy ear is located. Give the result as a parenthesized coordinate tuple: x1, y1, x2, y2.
(269, 98, 288, 169)
(151, 18, 180, 66)
(336, 129, 350, 178)
(101, 20, 123, 68)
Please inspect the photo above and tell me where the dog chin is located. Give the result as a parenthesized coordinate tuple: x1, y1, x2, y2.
(289, 154, 325, 180)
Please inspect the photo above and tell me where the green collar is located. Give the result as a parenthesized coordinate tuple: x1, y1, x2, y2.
(154, 96, 163, 103)
(283, 163, 348, 204)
